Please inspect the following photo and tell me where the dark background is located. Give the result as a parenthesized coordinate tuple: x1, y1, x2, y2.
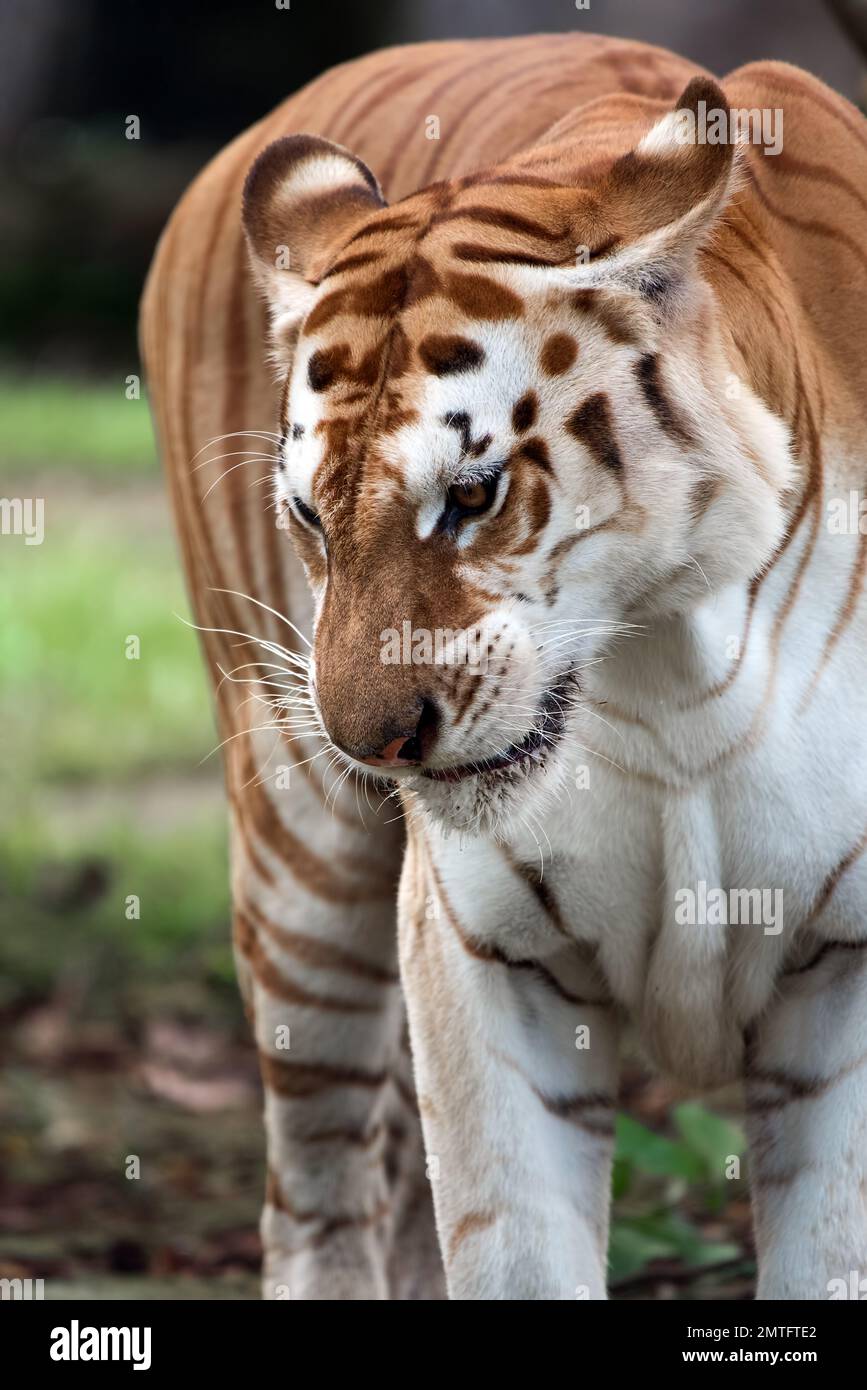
(2, 0, 866, 1302)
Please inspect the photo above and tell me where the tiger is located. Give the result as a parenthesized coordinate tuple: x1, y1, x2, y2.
(140, 32, 867, 1300)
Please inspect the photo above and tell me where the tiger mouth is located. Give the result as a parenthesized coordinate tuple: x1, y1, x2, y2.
(422, 672, 576, 785)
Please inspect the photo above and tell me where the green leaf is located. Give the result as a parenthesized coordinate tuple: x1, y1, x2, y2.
(609, 1209, 740, 1284)
(614, 1114, 703, 1181)
(673, 1103, 745, 1184)
(608, 1221, 676, 1282)
(610, 1155, 633, 1201)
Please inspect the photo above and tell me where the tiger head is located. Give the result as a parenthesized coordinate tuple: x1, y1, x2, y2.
(242, 78, 793, 836)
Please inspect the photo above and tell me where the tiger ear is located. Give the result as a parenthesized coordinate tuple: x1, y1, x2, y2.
(575, 78, 739, 313)
(242, 134, 386, 358)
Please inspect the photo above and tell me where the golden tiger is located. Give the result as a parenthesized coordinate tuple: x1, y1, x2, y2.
(141, 32, 867, 1300)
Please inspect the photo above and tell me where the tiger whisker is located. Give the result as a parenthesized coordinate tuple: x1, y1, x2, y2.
(685, 552, 712, 593)
(201, 457, 280, 501)
(207, 587, 313, 650)
(198, 722, 297, 764)
(246, 744, 331, 793)
(190, 429, 282, 464)
(180, 615, 312, 674)
(192, 448, 279, 474)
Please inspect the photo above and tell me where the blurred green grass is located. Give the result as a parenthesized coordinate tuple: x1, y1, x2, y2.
(0, 374, 157, 475)
(0, 376, 230, 1008)
(0, 516, 212, 780)
(0, 814, 235, 1011)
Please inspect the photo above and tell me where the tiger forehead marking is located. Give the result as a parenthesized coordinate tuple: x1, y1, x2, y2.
(265, 173, 646, 521)
(540, 332, 579, 376)
(284, 228, 642, 539)
(511, 391, 538, 433)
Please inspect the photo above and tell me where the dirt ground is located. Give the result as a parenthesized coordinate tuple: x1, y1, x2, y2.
(1, 999, 263, 1300)
(0, 985, 755, 1300)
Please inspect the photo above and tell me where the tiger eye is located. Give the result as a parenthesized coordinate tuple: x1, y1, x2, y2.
(451, 481, 487, 510)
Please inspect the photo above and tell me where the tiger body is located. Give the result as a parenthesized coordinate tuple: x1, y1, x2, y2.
(141, 33, 867, 1299)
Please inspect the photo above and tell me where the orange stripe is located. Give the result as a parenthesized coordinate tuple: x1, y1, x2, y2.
(242, 895, 398, 984)
(235, 908, 383, 1011)
(745, 158, 867, 276)
(799, 529, 867, 713)
(803, 823, 867, 929)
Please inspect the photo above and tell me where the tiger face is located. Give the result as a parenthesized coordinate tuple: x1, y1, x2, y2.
(242, 81, 793, 836)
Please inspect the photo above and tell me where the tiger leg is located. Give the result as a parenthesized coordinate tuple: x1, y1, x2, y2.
(229, 720, 444, 1300)
(745, 947, 867, 1299)
(141, 192, 443, 1300)
(398, 829, 620, 1300)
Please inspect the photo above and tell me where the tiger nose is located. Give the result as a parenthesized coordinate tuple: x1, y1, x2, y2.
(357, 698, 440, 768)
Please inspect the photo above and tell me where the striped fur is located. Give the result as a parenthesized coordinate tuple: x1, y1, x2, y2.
(141, 34, 867, 1299)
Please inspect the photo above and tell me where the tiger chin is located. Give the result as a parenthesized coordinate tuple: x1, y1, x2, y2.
(398, 667, 582, 840)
